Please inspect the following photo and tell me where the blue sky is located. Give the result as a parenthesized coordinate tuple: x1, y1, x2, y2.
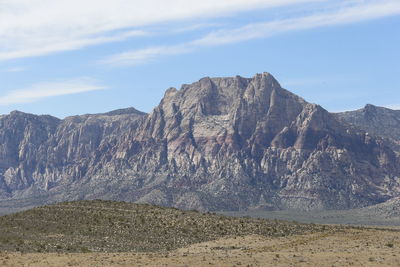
(0, 0, 399, 118)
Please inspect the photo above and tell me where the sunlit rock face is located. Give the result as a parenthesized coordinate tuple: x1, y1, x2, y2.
(0, 73, 399, 212)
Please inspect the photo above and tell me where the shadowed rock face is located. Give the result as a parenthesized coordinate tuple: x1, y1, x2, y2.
(0, 73, 399, 212)
(336, 104, 400, 152)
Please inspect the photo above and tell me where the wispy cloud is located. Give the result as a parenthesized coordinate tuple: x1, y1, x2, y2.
(0, 78, 106, 106)
(100, 45, 194, 66)
(2, 66, 26, 72)
(100, 0, 400, 66)
(0, 30, 147, 61)
(0, 0, 317, 61)
(385, 104, 400, 110)
(193, 0, 400, 46)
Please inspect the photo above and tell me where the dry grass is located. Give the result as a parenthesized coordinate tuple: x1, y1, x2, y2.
(1, 228, 399, 266)
(0, 200, 339, 253)
(1, 200, 399, 266)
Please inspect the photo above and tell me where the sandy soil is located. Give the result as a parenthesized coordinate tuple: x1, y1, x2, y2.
(1, 228, 400, 266)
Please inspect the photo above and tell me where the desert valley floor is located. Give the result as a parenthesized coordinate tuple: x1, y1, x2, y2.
(1, 227, 400, 266)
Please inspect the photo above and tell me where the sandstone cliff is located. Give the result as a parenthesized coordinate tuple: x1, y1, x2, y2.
(1, 73, 399, 211)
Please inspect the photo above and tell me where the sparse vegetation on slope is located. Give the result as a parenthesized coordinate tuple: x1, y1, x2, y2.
(0, 200, 341, 253)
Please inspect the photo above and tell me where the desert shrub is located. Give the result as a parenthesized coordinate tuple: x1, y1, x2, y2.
(385, 243, 394, 248)
(80, 246, 91, 253)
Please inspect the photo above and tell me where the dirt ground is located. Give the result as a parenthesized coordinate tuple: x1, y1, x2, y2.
(1, 228, 400, 266)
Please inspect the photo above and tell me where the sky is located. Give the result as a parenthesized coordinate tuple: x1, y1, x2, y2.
(0, 0, 399, 118)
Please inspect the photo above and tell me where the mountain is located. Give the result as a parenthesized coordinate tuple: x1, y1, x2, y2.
(336, 104, 400, 152)
(0, 73, 399, 212)
(0, 109, 145, 198)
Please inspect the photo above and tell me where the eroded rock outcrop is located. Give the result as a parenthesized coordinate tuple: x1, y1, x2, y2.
(0, 73, 399, 211)
(336, 104, 400, 152)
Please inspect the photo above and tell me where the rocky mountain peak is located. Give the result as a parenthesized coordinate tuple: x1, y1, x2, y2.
(0, 73, 399, 212)
(337, 104, 400, 146)
(101, 107, 146, 116)
(364, 103, 376, 109)
(362, 104, 380, 117)
(9, 110, 25, 116)
(143, 73, 309, 150)
(157, 73, 281, 118)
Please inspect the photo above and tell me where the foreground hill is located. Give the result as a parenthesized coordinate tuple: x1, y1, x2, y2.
(1, 220, 399, 266)
(0, 73, 399, 211)
(0, 200, 334, 253)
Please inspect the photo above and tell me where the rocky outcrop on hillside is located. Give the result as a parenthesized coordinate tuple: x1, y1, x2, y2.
(0, 73, 399, 212)
(336, 104, 400, 152)
(356, 196, 400, 219)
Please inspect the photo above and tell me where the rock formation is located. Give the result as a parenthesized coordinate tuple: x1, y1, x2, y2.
(336, 104, 400, 152)
(1, 73, 399, 211)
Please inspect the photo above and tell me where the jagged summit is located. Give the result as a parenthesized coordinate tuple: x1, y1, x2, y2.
(100, 107, 146, 116)
(344, 103, 398, 114)
(159, 72, 281, 117)
(337, 103, 400, 145)
(6, 110, 60, 120)
(364, 103, 377, 109)
(3, 107, 146, 119)
(9, 110, 27, 115)
(0, 73, 399, 212)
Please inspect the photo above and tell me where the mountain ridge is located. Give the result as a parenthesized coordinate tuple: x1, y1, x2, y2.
(336, 104, 400, 152)
(0, 72, 399, 212)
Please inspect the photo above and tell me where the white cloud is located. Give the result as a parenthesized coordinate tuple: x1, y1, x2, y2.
(0, 78, 106, 105)
(385, 104, 400, 110)
(0, 30, 147, 61)
(100, 0, 400, 66)
(194, 0, 400, 46)
(0, 0, 318, 61)
(3, 66, 26, 72)
(100, 45, 194, 66)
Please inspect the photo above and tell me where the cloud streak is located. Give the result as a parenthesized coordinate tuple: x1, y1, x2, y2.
(0, 0, 317, 61)
(385, 104, 400, 110)
(0, 30, 147, 61)
(100, 0, 400, 66)
(194, 0, 400, 47)
(100, 45, 194, 66)
(0, 78, 107, 106)
(2, 66, 26, 73)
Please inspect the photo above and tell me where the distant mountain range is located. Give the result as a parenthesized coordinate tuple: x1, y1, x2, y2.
(0, 73, 399, 212)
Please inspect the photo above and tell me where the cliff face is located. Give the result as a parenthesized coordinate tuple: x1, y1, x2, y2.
(336, 104, 400, 152)
(0, 108, 145, 198)
(1, 73, 399, 211)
